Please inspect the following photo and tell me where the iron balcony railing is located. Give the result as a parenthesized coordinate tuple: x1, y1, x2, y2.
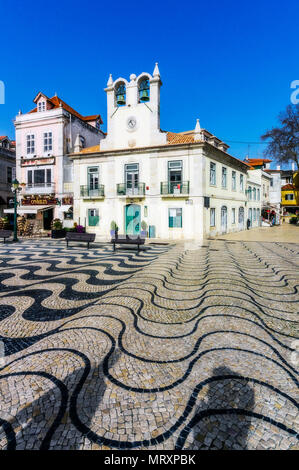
(160, 181, 189, 195)
(117, 182, 146, 196)
(27, 182, 55, 188)
(80, 185, 105, 197)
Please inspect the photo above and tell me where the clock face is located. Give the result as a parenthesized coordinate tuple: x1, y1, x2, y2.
(127, 116, 137, 131)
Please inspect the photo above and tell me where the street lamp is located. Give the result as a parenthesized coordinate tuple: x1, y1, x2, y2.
(11, 179, 22, 242)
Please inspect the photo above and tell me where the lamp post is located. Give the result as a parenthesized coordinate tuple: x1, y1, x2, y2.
(11, 179, 22, 242)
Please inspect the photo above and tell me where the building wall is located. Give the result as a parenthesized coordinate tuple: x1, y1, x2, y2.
(204, 153, 248, 235)
(0, 148, 15, 216)
(268, 172, 281, 206)
(245, 169, 262, 228)
(281, 189, 299, 206)
(261, 174, 270, 207)
(73, 146, 204, 240)
(72, 144, 250, 240)
(14, 107, 103, 225)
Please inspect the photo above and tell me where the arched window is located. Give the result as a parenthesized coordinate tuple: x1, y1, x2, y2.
(221, 206, 227, 232)
(115, 82, 126, 106)
(138, 78, 150, 102)
(248, 186, 252, 200)
(238, 207, 244, 227)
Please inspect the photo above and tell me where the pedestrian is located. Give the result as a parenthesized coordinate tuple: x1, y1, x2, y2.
(246, 218, 250, 230)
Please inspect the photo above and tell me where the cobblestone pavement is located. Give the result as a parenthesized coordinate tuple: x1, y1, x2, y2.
(0, 239, 298, 450)
(215, 224, 299, 243)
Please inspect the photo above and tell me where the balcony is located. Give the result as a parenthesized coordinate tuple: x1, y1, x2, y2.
(24, 182, 55, 194)
(117, 183, 145, 197)
(80, 185, 105, 198)
(160, 181, 189, 196)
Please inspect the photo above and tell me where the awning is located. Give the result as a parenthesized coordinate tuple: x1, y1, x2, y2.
(4, 205, 55, 215)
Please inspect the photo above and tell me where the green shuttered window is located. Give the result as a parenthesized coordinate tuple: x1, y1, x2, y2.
(88, 209, 99, 226)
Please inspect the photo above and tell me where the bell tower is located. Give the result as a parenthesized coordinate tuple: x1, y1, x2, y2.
(101, 63, 167, 151)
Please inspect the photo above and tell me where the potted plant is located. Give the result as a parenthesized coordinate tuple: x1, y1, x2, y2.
(75, 224, 85, 233)
(51, 218, 66, 238)
(110, 221, 118, 237)
(140, 220, 148, 238)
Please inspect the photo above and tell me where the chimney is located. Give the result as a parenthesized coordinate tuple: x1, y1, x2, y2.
(292, 162, 295, 171)
(74, 134, 82, 153)
(276, 165, 280, 170)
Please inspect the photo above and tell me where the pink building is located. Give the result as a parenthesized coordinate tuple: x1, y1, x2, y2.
(11, 92, 104, 230)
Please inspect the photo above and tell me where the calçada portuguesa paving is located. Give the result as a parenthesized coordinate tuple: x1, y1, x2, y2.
(0, 235, 298, 450)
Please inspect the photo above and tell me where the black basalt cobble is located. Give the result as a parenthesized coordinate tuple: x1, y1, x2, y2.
(0, 238, 298, 450)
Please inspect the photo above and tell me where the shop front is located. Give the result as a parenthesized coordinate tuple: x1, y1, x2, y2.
(4, 194, 58, 230)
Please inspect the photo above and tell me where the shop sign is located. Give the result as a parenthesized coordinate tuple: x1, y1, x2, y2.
(21, 157, 55, 167)
(62, 196, 73, 205)
(21, 196, 58, 205)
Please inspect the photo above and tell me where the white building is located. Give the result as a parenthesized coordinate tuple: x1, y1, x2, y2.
(70, 65, 250, 241)
(265, 167, 281, 219)
(246, 169, 262, 228)
(10, 93, 104, 230)
(245, 158, 275, 224)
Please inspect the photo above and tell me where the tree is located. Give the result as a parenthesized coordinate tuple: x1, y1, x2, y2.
(261, 104, 299, 170)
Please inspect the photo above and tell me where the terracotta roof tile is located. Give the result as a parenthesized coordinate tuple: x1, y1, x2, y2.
(82, 115, 101, 121)
(28, 95, 103, 124)
(74, 132, 249, 173)
(246, 158, 272, 166)
(80, 144, 100, 154)
(281, 184, 295, 190)
(166, 132, 195, 144)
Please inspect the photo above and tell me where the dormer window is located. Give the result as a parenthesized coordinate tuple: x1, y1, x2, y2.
(139, 78, 150, 102)
(38, 101, 46, 112)
(0, 138, 9, 149)
(115, 83, 126, 106)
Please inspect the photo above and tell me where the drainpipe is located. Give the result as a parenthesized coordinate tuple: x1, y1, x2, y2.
(69, 113, 72, 152)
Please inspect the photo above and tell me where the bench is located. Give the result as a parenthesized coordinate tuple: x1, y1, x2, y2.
(0, 230, 13, 243)
(65, 232, 96, 249)
(111, 234, 145, 252)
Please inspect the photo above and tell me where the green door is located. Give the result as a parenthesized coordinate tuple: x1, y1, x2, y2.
(125, 204, 141, 235)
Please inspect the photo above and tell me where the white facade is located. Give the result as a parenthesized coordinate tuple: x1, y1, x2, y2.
(246, 169, 262, 228)
(71, 65, 250, 241)
(265, 168, 282, 216)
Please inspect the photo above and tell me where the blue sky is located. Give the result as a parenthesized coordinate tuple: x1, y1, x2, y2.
(0, 0, 298, 164)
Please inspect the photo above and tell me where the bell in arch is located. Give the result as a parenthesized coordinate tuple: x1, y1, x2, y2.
(140, 89, 149, 102)
(139, 78, 150, 102)
(116, 83, 126, 106)
(116, 93, 126, 105)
